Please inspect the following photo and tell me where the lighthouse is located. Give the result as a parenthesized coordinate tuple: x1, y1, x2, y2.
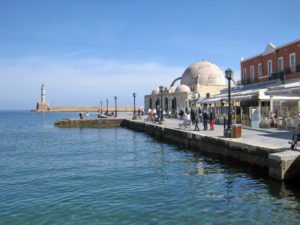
(41, 84, 46, 103)
(36, 84, 49, 112)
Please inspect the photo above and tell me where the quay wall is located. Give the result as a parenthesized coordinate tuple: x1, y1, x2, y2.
(122, 120, 277, 169)
(53, 118, 300, 180)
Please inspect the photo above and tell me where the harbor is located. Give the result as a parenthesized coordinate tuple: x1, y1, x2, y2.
(55, 116, 300, 181)
(3, 111, 300, 224)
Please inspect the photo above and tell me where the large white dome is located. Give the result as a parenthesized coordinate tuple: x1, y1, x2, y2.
(180, 61, 226, 88)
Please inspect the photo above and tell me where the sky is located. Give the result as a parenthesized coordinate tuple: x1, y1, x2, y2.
(0, 0, 299, 110)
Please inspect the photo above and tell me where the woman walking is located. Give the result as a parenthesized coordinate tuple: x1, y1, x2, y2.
(209, 109, 215, 130)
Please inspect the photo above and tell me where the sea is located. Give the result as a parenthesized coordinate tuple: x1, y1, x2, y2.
(1, 111, 300, 225)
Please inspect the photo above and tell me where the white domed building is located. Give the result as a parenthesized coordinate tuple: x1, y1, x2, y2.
(144, 61, 228, 116)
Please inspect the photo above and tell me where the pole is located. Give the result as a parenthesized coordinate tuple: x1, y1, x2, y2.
(160, 89, 163, 121)
(106, 99, 108, 115)
(100, 100, 102, 114)
(228, 78, 231, 130)
(134, 95, 136, 115)
(114, 96, 117, 117)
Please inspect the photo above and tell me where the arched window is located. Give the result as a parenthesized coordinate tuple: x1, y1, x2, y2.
(165, 98, 168, 111)
(172, 97, 177, 110)
(149, 98, 152, 109)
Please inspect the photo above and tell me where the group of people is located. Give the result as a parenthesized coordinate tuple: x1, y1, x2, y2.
(148, 108, 159, 123)
(183, 109, 215, 131)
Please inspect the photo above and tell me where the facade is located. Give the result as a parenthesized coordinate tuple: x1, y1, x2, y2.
(144, 61, 227, 116)
(241, 39, 300, 85)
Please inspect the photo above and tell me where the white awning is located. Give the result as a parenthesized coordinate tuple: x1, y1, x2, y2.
(231, 94, 256, 101)
(197, 98, 222, 104)
(265, 86, 300, 96)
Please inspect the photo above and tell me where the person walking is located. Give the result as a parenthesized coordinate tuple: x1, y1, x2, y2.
(209, 109, 215, 130)
(194, 115, 200, 131)
(191, 109, 196, 124)
(203, 111, 208, 130)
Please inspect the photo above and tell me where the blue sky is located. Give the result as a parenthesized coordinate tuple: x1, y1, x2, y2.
(0, 0, 299, 109)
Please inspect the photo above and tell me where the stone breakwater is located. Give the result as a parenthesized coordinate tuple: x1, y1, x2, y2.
(35, 106, 140, 112)
(54, 118, 124, 128)
(54, 118, 300, 181)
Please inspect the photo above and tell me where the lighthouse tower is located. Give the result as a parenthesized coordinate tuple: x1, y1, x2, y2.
(41, 84, 46, 103)
(36, 84, 49, 112)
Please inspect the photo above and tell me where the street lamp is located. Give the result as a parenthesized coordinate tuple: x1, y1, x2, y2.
(114, 96, 117, 117)
(159, 86, 164, 122)
(225, 68, 233, 134)
(132, 93, 136, 119)
(133, 93, 136, 115)
(106, 99, 108, 115)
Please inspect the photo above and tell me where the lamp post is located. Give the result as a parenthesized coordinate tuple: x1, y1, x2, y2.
(225, 68, 233, 135)
(132, 93, 136, 119)
(114, 96, 117, 117)
(106, 99, 108, 115)
(159, 86, 164, 122)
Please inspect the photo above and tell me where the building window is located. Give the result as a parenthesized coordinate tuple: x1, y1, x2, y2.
(258, 63, 262, 77)
(250, 66, 254, 83)
(149, 98, 152, 109)
(267, 60, 272, 76)
(172, 97, 177, 110)
(290, 53, 296, 72)
(242, 68, 247, 83)
(278, 57, 284, 72)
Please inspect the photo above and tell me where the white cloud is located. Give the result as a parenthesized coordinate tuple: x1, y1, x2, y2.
(0, 57, 184, 109)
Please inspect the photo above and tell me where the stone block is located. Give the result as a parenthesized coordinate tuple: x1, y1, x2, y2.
(269, 151, 300, 180)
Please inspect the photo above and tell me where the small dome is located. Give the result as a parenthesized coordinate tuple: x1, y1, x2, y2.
(181, 61, 226, 88)
(151, 88, 160, 95)
(168, 86, 176, 93)
(175, 85, 191, 93)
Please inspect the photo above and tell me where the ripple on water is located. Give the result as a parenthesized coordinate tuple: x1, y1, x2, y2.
(1, 112, 300, 224)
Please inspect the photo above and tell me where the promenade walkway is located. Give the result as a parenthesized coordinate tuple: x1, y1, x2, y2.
(142, 117, 293, 151)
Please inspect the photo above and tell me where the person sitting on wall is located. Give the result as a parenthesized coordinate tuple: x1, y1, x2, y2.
(79, 112, 83, 119)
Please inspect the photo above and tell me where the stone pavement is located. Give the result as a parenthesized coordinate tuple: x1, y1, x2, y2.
(141, 117, 293, 151)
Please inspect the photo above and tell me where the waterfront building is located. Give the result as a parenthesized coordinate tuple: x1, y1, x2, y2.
(198, 80, 300, 128)
(144, 61, 228, 117)
(36, 84, 49, 112)
(240, 39, 300, 128)
(198, 39, 300, 129)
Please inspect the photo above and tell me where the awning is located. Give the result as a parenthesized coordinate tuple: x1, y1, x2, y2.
(197, 98, 222, 104)
(231, 94, 256, 101)
(265, 86, 300, 96)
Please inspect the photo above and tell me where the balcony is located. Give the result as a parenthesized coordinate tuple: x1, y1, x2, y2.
(285, 64, 300, 75)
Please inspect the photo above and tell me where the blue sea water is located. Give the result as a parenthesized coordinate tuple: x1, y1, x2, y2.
(1, 111, 300, 225)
